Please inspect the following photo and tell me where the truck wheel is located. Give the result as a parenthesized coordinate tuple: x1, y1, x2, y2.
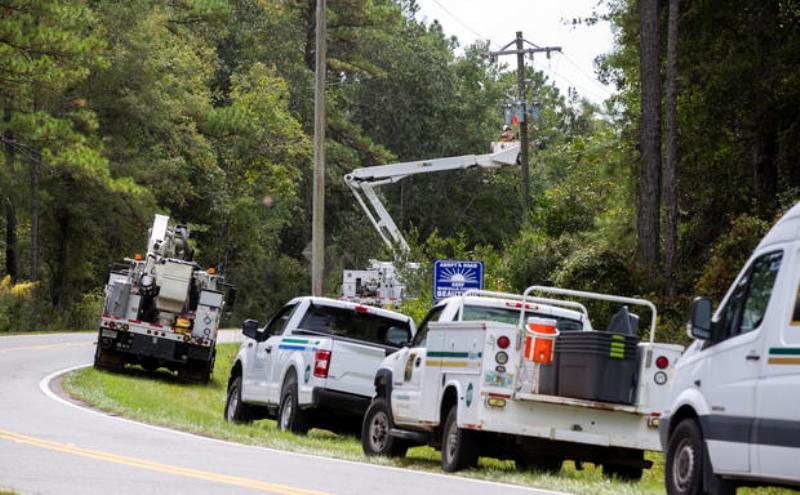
(361, 397, 409, 458)
(278, 371, 311, 435)
(441, 406, 478, 472)
(515, 452, 563, 474)
(666, 419, 736, 495)
(93, 343, 123, 371)
(603, 464, 643, 482)
(225, 375, 253, 424)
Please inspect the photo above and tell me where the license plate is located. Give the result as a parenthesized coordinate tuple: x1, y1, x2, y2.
(101, 329, 117, 338)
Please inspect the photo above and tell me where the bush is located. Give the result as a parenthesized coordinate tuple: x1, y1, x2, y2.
(0, 276, 37, 332)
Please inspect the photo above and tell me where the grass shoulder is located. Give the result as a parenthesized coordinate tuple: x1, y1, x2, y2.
(62, 343, 785, 495)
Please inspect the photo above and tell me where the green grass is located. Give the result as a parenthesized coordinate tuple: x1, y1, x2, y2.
(63, 344, 792, 495)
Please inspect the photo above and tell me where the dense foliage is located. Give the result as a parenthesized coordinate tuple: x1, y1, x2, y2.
(1, 0, 798, 340)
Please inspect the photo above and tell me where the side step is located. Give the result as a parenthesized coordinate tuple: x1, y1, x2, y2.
(389, 428, 429, 443)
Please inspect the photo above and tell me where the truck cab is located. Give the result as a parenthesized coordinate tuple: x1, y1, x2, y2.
(661, 202, 800, 494)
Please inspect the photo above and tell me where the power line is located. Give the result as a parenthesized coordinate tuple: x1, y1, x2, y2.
(429, 0, 500, 49)
(558, 53, 614, 98)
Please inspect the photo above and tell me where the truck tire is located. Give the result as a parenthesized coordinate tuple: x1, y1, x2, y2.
(515, 452, 563, 474)
(225, 375, 253, 424)
(361, 397, 409, 458)
(441, 405, 478, 472)
(278, 371, 311, 435)
(93, 343, 123, 372)
(603, 463, 643, 482)
(666, 419, 736, 495)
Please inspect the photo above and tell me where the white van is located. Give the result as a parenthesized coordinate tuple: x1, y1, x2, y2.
(661, 202, 800, 494)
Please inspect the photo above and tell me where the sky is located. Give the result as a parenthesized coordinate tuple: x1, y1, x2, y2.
(413, 0, 617, 104)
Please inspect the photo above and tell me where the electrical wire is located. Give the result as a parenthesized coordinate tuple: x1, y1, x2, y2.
(429, 0, 501, 49)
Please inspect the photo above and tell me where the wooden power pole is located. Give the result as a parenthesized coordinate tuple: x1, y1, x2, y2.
(311, 0, 326, 297)
(490, 33, 561, 223)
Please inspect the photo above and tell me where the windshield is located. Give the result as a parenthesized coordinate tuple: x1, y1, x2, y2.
(461, 305, 583, 332)
(298, 304, 412, 347)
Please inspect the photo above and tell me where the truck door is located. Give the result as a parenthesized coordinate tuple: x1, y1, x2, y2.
(392, 306, 444, 425)
(245, 303, 298, 404)
(703, 250, 783, 475)
(753, 246, 799, 481)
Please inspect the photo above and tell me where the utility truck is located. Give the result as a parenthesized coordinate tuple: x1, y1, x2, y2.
(341, 142, 519, 306)
(94, 214, 233, 383)
(661, 202, 800, 494)
(362, 287, 684, 479)
(225, 297, 414, 434)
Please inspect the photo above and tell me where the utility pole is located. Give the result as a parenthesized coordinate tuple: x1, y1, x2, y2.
(490, 33, 561, 223)
(311, 0, 326, 297)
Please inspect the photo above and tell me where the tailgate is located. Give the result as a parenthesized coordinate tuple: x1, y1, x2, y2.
(327, 339, 390, 397)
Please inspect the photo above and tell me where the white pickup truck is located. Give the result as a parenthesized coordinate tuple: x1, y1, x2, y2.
(362, 288, 684, 480)
(224, 297, 414, 434)
(661, 202, 800, 495)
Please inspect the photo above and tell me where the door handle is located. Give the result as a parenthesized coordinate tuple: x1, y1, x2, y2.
(415, 356, 421, 367)
(265, 346, 272, 354)
(746, 353, 760, 361)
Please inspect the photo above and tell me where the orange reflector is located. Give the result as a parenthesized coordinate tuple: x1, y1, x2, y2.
(134, 254, 142, 261)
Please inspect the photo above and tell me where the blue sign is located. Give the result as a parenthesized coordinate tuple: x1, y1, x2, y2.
(433, 259, 484, 303)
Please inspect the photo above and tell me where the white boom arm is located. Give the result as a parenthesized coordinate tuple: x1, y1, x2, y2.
(344, 143, 520, 251)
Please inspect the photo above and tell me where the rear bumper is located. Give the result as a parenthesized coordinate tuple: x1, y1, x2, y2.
(311, 387, 371, 417)
(99, 329, 212, 364)
(658, 414, 671, 450)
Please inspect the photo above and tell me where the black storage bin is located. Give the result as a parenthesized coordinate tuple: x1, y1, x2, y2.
(554, 332, 640, 404)
(537, 360, 558, 395)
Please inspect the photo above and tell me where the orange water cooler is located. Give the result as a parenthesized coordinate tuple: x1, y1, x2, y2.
(523, 317, 559, 393)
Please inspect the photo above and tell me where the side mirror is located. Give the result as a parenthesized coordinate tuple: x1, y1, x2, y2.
(242, 319, 260, 340)
(688, 297, 713, 340)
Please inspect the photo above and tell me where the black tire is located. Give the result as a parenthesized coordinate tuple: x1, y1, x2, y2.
(516, 452, 563, 474)
(603, 463, 643, 482)
(278, 371, 311, 435)
(361, 397, 409, 458)
(441, 406, 479, 472)
(93, 343, 123, 371)
(224, 375, 253, 424)
(666, 419, 736, 495)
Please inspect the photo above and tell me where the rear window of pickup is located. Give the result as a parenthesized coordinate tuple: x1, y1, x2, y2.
(462, 305, 583, 332)
(299, 305, 412, 347)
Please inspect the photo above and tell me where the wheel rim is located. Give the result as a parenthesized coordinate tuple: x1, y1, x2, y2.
(369, 411, 389, 452)
(672, 438, 696, 491)
(445, 419, 458, 464)
(280, 398, 293, 430)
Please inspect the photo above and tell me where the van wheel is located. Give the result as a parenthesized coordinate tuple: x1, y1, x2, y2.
(441, 406, 478, 472)
(666, 419, 704, 494)
(361, 397, 409, 457)
(278, 371, 311, 435)
(225, 375, 252, 424)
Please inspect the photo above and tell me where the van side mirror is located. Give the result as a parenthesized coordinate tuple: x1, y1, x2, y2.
(242, 319, 260, 340)
(688, 297, 713, 340)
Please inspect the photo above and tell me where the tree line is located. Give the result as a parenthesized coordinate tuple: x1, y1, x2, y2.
(1, 0, 798, 340)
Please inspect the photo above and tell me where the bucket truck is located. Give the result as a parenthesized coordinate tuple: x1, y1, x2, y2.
(341, 142, 520, 306)
(94, 214, 234, 383)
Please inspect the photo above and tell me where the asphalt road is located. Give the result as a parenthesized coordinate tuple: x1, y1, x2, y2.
(0, 332, 567, 495)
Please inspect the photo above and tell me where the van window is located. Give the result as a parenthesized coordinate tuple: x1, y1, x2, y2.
(715, 251, 783, 342)
(461, 305, 583, 332)
(298, 305, 411, 348)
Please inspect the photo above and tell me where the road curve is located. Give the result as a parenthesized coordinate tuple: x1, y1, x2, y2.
(0, 332, 569, 495)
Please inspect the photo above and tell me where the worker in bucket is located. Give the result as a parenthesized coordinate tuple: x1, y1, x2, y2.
(500, 124, 515, 142)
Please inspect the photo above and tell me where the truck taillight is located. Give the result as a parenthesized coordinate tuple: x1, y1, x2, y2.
(656, 356, 669, 369)
(497, 336, 510, 349)
(314, 350, 331, 378)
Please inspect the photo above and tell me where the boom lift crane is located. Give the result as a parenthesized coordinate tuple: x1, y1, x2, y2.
(341, 142, 520, 306)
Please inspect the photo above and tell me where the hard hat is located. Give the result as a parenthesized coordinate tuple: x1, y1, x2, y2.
(503, 125, 511, 131)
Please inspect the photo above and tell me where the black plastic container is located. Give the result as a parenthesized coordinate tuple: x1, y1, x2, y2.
(537, 360, 558, 395)
(554, 332, 640, 404)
